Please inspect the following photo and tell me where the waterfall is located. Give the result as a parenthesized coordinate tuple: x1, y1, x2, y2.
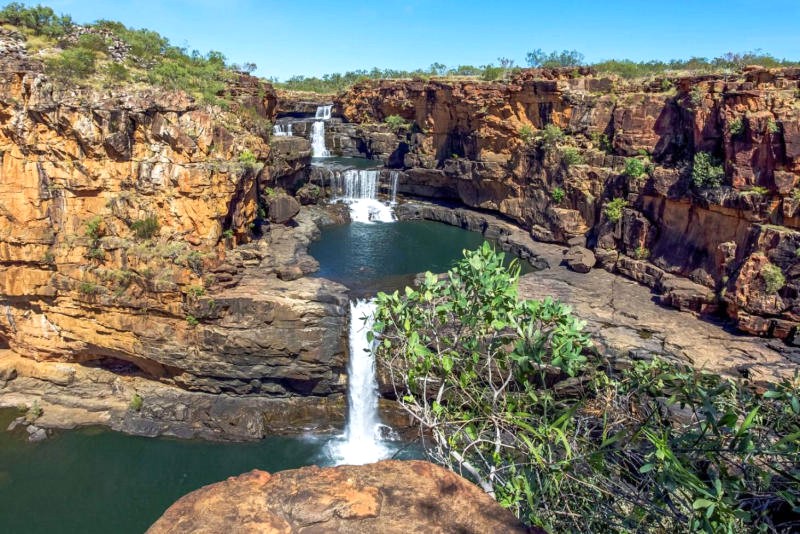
(315, 105, 333, 120)
(329, 169, 395, 223)
(272, 123, 292, 137)
(389, 171, 399, 204)
(311, 121, 329, 157)
(327, 299, 389, 465)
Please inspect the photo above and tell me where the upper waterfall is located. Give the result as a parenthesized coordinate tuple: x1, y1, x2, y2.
(315, 105, 333, 120)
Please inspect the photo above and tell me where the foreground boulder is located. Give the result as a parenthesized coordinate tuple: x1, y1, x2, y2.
(147, 460, 534, 533)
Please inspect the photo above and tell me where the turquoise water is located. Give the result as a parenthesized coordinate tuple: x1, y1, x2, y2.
(309, 220, 532, 297)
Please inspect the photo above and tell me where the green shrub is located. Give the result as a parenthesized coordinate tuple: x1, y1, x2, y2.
(690, 86, 705, 106)
(130, 215, 160, 239)
(767, 119, 780, 134)
(540, 124, 564, 146)
(373, 245, 800, 532)
(238, 149, 257, 169)
(129, 393, 143, 412)
(526, 48, 585, 68)
(518, 124, 535, 144)
(76, 32, 108, 52)
(0, 3, 72, 37)
(604, 197, 628, 223)
(742, 186, 769, 197)
(761, 263, 785, 294)
(84, 216, 103, 240)
(186, 315, 199, 327)
(45, 47, 96, 81)
(728, 117, 745, 137)
(692, 152, 725, 188)
(561, 147, 583, 166)
(78, 281, 99, 295)
(384, 115, 409, 130)
(623, 157, 647, 179)
(24, 400, 42, 423)
(550, 186, 565, 204)
(633, 246, 650, 259)
(590, 132, 613, 153)
(86, 247, 105, 261)
(660, 78, 674, 92)
(186, 285, 205, 298)
(105, 63, 130, 83)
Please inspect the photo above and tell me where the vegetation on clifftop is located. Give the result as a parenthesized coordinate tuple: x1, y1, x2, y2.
(374, 245, 800, 533)
(0, 2, 256, 104)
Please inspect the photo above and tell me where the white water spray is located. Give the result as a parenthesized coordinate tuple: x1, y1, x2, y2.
(328, 299, 390, 465)
(272, 123, 292, 137)
(311, 121, 329, 157)
(329, 169, 397, 223)
(315, 105, 333, 120)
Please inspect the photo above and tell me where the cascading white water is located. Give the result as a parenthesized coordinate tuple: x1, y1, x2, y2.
(272, 123, 292, 137)
(329, 169, 395, 223)
(328, 299, 390, 465)
(311, 121, 329, 157)
(389, 170, 399, 204)
(315, 104, 333, 120)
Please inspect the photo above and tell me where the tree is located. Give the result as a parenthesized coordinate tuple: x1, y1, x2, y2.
(526, 49, 585, 68)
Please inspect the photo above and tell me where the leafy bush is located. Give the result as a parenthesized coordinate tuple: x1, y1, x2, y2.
(45, 47, 96, 81)
(767, 119, 780, 134)
(0, 2, 72, 37)
(728, 117, 745, 137)
(130, 215, 160, 239)
(129, 393, 143, 412)
(624, 158, 647, 179)
(604, 197, 628, 223)
(384, 115, 409, 131)
(561, 147, 583, 166)
(105, 62, 129, 83)
(78, 281, 99, 295)
(550, 186, 565, 204)
(84, 216, 103, 240)
(518, 124, 535, 144)
(761, 263, 786, 294)
(590, 132, 613, 153)
(692, 152, 725, 188)
(185, 315, 199, 327)
(539, 124, 563, 146)
(374, 245, 800, 532)
(238, 149, 257, 169)
(633, 246, 650, 259)
(690, 86, 705, 106)
(526, 49, 585, 68)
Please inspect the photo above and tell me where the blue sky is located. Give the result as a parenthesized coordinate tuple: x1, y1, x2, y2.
(19, 0, 800, 80)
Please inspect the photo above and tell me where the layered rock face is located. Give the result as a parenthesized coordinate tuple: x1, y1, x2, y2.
(334, 68, 800, 339)
(0, 34, 349, 436)
(147, 460, 533, 533)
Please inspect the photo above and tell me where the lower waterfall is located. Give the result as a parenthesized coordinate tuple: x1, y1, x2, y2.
(327, 299, 390, 465)
(330, 169, 397, 223)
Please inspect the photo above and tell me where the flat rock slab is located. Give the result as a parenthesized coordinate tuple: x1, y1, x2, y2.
(147, 460, 536, 534)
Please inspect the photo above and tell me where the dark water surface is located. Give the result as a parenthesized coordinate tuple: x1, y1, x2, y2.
(0, 409, 331, 533)
(309, 219, 532, 297)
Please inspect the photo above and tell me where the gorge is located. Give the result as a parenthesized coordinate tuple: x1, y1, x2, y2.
(0, 6, 798, 533)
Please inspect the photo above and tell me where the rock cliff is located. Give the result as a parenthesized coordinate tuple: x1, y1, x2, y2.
(0, 29, 349, 437)
(332, 67, 800, 340)
(147, 460, 534, 533)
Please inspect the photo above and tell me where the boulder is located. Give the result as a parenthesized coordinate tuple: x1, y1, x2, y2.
(564, 246, 596, 273)
(266, 194, 301, 224)
(147, 460, 534, 533)
(295, 182, 322, 205)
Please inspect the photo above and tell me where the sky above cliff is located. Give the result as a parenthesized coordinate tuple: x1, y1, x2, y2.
(22, 0, 800, 80)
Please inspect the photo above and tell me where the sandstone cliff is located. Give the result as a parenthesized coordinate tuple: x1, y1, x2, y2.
(331, 67, 800, 340)
(0, 29, 348, 437)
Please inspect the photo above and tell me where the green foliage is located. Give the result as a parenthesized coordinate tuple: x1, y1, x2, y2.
(761, 263, 786, 294)
(376, 249, 800, 532)
(147, 50, 230, 104)
(728, 117, 745, 137)
(624, 157, 647, 179)
(539, 124, 563, 146)
(0, 2, 72, 37)
(690, 86, 705, 106)
(238, 149, 257, 169)
(78, 281, 99, 295)
(86, 246, 105, 261)
(593, 51, 800, 78)
(384, 114, 410, 131)
(105, 62, 129, 83)
(590, 132, 613, 153)
(518, 124, 535, 144)
(660, 78, 674, 92)
(526, 49, 585, 68)
(222, 229, 235, 239)
(128, 393, 143, 412)
(185, 315, 199, 327)
(692, 152, 725, 188)
(742, 186, 769, 197)
(550, 186, 565, 204)
(767, 119, 780, 134)
(45, 47, 96, 81)
(561, 147, 583, 166)
(76, 32, 107, 52)
(633, 246, 650, 260)
(186, 285, 205, 298)
(84, 216, 103, 240)
(186, 251, 204, 275)
(604, 197, 628, 223)
(130, 215, 160, 240)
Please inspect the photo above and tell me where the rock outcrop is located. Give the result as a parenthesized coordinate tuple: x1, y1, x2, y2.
(147, 460, 534, 533)
(332, 68, 800, 340)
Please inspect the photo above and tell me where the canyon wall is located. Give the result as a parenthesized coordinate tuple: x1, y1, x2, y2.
(0, 31, 347, 436)
(329, 67, 800, 339)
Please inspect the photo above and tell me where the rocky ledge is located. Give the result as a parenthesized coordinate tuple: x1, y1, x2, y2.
(147, 460, 535, 533)
(397, 202, 797, 384)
